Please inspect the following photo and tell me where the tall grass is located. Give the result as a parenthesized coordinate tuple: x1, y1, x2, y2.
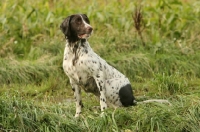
(0, 94, 84, 131)
(0, 94, 199, 131)
(0, 0, 200, 131)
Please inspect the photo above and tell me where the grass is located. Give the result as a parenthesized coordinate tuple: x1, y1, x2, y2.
(0, 0, 200, 131)
(1, 94, 200, 132)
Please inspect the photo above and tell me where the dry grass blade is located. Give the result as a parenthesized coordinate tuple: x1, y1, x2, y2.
(132, 6, 146, 46)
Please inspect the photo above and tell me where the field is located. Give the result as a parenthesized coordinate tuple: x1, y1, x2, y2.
(0, 0, 200, 131)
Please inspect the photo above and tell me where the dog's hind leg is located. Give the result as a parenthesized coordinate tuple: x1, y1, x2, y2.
(93, 76, 108, 112)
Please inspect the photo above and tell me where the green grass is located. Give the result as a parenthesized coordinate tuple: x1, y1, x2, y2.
(0, 0, 200, 131)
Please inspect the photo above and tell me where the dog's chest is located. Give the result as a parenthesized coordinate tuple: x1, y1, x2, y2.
(63, 47, 89, 84)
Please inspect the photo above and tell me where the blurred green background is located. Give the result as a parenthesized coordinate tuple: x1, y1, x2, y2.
(0, 0, 200, 131)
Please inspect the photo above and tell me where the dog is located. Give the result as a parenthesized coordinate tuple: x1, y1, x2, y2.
(60, 14, 169, 117)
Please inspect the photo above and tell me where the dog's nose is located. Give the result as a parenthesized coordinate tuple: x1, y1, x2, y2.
(87, 26, 93, 32)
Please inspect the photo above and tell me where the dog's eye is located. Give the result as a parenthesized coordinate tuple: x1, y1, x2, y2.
(76, 17, 82, 24)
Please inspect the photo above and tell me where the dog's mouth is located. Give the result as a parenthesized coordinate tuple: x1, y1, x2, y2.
(78, 33, 91, 39)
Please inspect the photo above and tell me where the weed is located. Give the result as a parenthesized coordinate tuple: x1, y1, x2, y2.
(133, 6, 146, 46)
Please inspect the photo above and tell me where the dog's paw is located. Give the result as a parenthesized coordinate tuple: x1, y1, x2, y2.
(100, 112, 106, 117)
(74, 112, 81, 118)
(75, 114, 79, 118)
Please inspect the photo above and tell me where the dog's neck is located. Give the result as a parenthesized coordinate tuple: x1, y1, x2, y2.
(66, 38, 88, 65)
(66, 39, 87, 51)
(66, 37, 86, 46)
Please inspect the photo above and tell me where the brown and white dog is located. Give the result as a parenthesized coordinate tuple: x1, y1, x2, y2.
(60, 14, 170, 117)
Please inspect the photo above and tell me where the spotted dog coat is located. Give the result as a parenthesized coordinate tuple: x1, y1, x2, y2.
(60, 14, 136, 117)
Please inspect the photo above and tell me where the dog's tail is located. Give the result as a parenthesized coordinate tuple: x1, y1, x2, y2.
(133, 99, 172, 106)
(138, 99, 171, 105)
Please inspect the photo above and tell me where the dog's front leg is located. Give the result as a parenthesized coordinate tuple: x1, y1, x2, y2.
(70, 79, 83, 117)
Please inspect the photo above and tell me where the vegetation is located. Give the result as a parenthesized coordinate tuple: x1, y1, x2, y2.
(0, 0, 200, 131)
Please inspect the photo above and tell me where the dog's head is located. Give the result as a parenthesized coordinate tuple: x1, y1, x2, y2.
(60, 14, 93, 42)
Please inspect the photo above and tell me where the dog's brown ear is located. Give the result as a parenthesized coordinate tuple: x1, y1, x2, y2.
(60, 15, 72, 38)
